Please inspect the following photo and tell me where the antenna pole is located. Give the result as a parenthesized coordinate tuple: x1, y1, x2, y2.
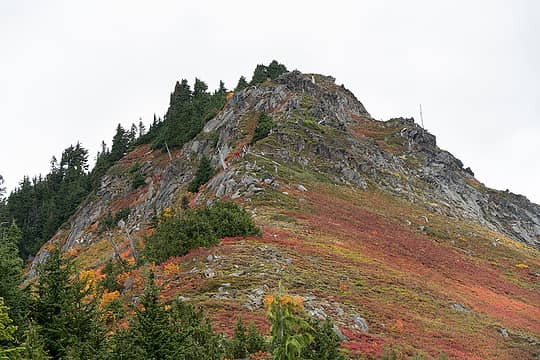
(419, 104, 425, 129)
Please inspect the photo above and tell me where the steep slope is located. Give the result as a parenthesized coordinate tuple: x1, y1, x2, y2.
(32, 70, 540, 358)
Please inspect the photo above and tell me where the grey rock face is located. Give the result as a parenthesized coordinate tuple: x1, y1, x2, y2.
(451, 303, 472, 314)
(351, 315, 369, 332)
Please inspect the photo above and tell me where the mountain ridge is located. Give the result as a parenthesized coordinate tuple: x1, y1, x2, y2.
(28, 68, 540, 358)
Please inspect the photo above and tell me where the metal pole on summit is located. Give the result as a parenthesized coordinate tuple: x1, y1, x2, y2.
(419, 104, 425, 129)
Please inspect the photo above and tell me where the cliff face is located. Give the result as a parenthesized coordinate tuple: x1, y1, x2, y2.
(31, 70, 540, 358)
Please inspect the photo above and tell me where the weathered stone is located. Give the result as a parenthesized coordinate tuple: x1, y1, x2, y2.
(204, 268, 215, 278)
(451, 303, 471, 314)
(352, 315, 369, 332)
(297, 184, 308, 192)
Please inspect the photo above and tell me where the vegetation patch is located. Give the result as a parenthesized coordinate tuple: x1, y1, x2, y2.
(144, 201, 260, 264)
(251, 113, 276, 144)
(187, 155, 214, 193)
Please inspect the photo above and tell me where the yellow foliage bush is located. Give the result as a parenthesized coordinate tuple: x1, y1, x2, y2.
(100, 290, 120, 308)
(163, 262, 180, 275)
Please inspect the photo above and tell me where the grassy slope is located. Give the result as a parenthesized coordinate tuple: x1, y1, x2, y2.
(67, 89, 539, 359)
(74, 154, 540, 359)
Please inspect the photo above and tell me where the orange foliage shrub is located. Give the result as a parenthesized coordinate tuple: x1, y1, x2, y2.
(100, 290, 120, 308)
(163, 262, 180, 275)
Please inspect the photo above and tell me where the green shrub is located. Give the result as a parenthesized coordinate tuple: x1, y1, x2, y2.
(114, 208, 130, 224)
(129, 162, 146, 189)
(131, 172, 146, 189)
(226, 318, 267, 359)
(100, 259, 124, 292)
(251, 113, 276, 144)
(144, 201, 260, 264)
(201, 201, 261, 239)
(301, 319, 345, 360)
(100, 212, 115, 232)
(188, 156, 214, 193)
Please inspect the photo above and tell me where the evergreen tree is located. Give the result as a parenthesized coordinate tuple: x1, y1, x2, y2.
(187, 155, 214, 193)
(235, 76, 249, 92)
(229, 317, 248, 358)
(22, 322, 51, 360)
(267, 60, 288, 80)
(251, 64, 268, 85)
(110, 124, 129, 162)
(250, 60, 288, 85)
(138, 120, 146, 137)
(246, 321, 266, 355)
(0, 221, 27, 328)
(193, 78, 211, 121)
(33, 247, 105, 359)
(110, 272, 225, 359)
(251, 113, 276, 144)
(56, 143, 90, 226)
(155, 79, 195, 149)
(89, 141, 111, 191)
(0, 174, 5, 199)
(0, 297, 23, 358)
(128, 272, 172, 358)
(301, 319, 345, 360)
(129, 123, 138, 145)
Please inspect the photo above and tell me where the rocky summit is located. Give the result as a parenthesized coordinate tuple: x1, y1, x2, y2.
(32, 69, 540, 358)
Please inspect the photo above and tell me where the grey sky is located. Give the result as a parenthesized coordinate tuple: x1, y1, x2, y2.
(1, 1, 539, 203)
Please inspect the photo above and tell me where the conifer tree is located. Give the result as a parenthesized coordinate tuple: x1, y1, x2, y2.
(267, 60, 288, 79)
(110, 124, 129, 162)
(0, 174, 5, 199)
(0, 221, 27, 327)
(138, 120, 146, 137)
(129, 123, 138, 145)
(228, 317, 248, 358)
(22, 322, 51, 360)
(33, 247, 105, 359)
(235, 76, 249, 92)
(128, 272, 172, 359)
(251, 64, 268, 85)
(187, 155, 214, 193)
(193, 78, 211, 120)
(0, 297, 23, 358)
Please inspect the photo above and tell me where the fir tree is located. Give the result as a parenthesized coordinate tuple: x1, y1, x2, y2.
(301, 319, 345, 360)
(129, 123, 138, 145)
(138, 120, 146, 137)
(235, 76, 249, 92)
(0, 297, 23, 358)
(246, 321, 266, 355)
(22, 322, 51, 360)
(0, 221, 28, 329)
(251, 64, 268, 85)
(33, 247, 105, 359)
(267, 60, 288, 79)
(187, 155, 214, 193)
(110, 124, 129, 162)
(0, 174, 5, 199)
(251, 113, 276, 144)
(128, 272, 172, 359)
(228, 317, 248, 358)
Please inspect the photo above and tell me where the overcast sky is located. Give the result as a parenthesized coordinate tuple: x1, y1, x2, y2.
(1, 1, 539, 203)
